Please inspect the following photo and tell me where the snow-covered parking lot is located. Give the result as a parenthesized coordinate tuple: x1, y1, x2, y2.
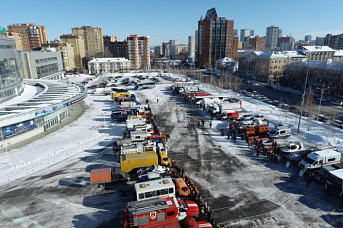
(0, 73, 342, 227)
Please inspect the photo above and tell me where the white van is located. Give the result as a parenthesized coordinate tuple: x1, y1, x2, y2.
(268, 125, 291, 139)
(332, 119, 343, 128)
(299, 149, 341, 171)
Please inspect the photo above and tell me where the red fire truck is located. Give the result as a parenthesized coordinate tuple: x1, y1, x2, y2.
(184, 217, 213, 228)
(123, 197, 199, 228)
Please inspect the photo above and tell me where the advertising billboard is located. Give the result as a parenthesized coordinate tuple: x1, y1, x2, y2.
(2, 120, 36, 139)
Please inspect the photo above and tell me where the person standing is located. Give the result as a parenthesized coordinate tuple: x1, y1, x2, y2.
(209, 121, 212, 128)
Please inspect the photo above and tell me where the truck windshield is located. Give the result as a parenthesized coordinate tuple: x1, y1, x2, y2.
(269, 130, 276, 134)
(303, 156, 315, 164)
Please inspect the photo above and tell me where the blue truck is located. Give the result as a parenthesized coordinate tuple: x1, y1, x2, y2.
(111, 110, 136, 121)
(135, 82, 156, 90)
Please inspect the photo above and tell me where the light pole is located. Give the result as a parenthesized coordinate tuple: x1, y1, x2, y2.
(316, 86, 329, 121)
(0, 143, 10, 165)
(297, 57, 310, 133)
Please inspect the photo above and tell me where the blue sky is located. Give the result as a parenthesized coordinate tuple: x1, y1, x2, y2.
(2, 0, 343, 47)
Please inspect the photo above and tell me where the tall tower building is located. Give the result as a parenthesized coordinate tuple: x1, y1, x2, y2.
(127, 35, 150, 70)
(197, 8, 236, 68)
(266, 25, 280, 49)
(71, 26, 104, 56)
(60, 34, 85, 69)
(7, 23, 48, 50)
(188, 36, 195, 63)
(305, 35, 312, 43)
(240, 29, 254, 42)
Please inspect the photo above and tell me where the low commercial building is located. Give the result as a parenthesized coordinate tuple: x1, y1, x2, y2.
(0, 79, 87, 150)
(301, 46, 335, 62)
(88, 57, 131, 74)
(19, 49, 65, 80)
(41, 41, 75, 72)
(239, 50, 305, 84)
(0, 38, 24, 103)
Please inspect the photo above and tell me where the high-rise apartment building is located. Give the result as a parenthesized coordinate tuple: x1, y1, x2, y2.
(324, 33, 343, 50)
(71, 26, 104, 56)
(169, 40, 179, 60)
(127, 35, 150, 70)
(60, 34, 85, 69)
(112, 41, 128, 59)
(41, 41, 75, 72)
(305, 35, 312, 43)
(266, 26, 280, 49)
(103, 35, 118, 56)
(162, 42, 170, 58)
(7, 23, 48, 51)
(277, 36, 294, 51)
(315, 37, 325, 46)
(197, 8, 236, 68)
(5, 32, 23, 50)
(240, 29, 254, 42)
(248, 37, 266, 51)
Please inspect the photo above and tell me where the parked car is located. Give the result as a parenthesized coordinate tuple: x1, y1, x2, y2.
(317, 115, 328, 122)
(289, 106, 300, 114)
(332, 119, 343, 128)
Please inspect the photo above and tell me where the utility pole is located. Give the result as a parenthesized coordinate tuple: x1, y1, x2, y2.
(316, 87, 329, 121)
(297, 57, 310, 133)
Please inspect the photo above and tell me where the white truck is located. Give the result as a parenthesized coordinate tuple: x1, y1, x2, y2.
(218, 102, 241, 120)
(268, 125, 291, 139)
(200, 97, 220, 109)
(126, 115, 146, 130)
(298, 149, 341, 175)
(325, 169, 343, 201)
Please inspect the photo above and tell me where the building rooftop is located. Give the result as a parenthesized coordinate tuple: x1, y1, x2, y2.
(89, 58, 130, 63)
(0, 79, 86, 121)
(334, 50, 343, 57)
(302, 46, 335, 52)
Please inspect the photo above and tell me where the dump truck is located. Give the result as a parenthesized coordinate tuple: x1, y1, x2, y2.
(90, 167, 128, 189)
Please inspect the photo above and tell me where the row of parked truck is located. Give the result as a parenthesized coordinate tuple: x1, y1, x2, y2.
(90, 82, 216, 228)
(233, 114, 343, 203)
(172, 80, 343, 204)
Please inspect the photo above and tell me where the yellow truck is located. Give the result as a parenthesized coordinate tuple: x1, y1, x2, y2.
(157, 143, 170, 166)
(111, 92, 130, 101)
(120, 151, 159, 173)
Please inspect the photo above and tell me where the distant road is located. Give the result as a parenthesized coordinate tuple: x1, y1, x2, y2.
(240, 83, 343, 121)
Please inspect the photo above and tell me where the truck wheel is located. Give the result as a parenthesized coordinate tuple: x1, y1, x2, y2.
(98, 184, 105, 189)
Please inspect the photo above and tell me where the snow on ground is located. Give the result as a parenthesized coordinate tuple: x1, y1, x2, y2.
(0, 84, 39, 108)
(0, 72, 342, 227)
(0, 88, 124, 185)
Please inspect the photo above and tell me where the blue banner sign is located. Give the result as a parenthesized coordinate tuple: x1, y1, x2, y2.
(3, 120, 36, 139)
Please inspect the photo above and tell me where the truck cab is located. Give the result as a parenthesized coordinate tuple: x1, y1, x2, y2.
(299, 149, 341, 171)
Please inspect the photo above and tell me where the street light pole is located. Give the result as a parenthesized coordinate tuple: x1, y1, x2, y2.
(316, 87, 329, 121)
(297, 57, 310, 133)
